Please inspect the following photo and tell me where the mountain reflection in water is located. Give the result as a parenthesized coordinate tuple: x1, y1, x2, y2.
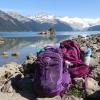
(0, 35, 70, 65)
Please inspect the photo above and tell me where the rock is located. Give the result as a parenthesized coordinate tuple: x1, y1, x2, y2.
(1, 73, 23, 93)
(85, 77, 100, 95)
(39, 28, 55, 37)
(48, 28, 55, 36)
(1, 79, 14, 93)
(90, 57, 98, 66)
(0, 62, 22, 88)
(22, 55, 36, 75)
(26, 53, 36, 60)
(0, 72, 34, 93)
(85, 90, 100, 100)
(0, 40, 5, 44)
(0, 67, 7, 78)
(37, 96, 61, 100)
(2, 52, 9, 58)
(73, 78, 85, 89)
(89, 58, 100, 82)
(23, 59, 34, 65)
(89, 67, 100, 82)
(0, 37, 5, 44)
(11, 52, 20, 57)
(22, 60, 35, 76)
(0, 76, 7, 90)
(2, 62, 22, 76)
(0, 67, 8, 87)
(65, 95, 83, 100)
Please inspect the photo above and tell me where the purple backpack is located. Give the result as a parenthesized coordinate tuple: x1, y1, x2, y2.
(33, 47, 71, 97)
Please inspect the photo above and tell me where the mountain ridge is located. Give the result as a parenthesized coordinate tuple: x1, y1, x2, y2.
(0, 10, 100, 32)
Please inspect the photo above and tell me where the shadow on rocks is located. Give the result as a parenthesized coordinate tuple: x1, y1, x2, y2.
(84, 90, 100, 100)
(10, 74, 37, 100)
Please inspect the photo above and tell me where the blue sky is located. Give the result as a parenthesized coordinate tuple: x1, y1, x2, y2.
(0, 0, 100, 18)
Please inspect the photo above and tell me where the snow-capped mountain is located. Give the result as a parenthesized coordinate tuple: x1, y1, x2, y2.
(0, 10, 73, 31)
(7, 11, 32, 22)
(0, 10, 100, 32)
(28, 12, 57, 24)
(0, 10, 39, 31)
(28, 13, 100, 31)
(58, 17, 100, 31)
(28, 13, 73, 31)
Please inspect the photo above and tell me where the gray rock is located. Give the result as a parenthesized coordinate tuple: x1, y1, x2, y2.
(26, 53, 35, 60)
(37, 96, 61, 100)
(1, 73, 23, 93)
(11, 52, 20, 57)
(0, 37, 5, 44)
(89, 61, 100, 82)
(22, 59, 34, 75)
(73, 78, 85, 89)
(0, 40, 5, 44)
(85, 90, 100, 100)
(65, 95, 83, 100)
(0, 62, 22, 88)
(22, 56, 36, 75)
(85, 77, 100, 95)
(2, 62, 22, 77)
(2, 52, 9, 58)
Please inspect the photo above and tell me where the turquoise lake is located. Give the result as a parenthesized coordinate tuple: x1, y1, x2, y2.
(0, 31, 100, 65)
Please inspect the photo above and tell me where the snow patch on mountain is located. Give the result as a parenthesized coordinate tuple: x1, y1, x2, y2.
(28, 13, 100, 31)
(59, 17, 100, 30)
(28, 13, 57, 24)
(5, 11, 100, 31)
(7, 11, 31, 22)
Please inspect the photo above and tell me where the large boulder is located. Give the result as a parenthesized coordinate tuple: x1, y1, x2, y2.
(65, 96, 83, 100)
(0, 62, 22, 79)
(0, 37, 5, 44)
(0, 62, 23, 91)
(85, 77, 100, 95)
(1, 73, 23, 93)
(89, 65, 100, 82)
(22, 54, 36, 75)
(73, 78, 85, 89)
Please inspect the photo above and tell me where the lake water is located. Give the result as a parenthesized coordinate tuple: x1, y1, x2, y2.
(0, 31, 100, 65)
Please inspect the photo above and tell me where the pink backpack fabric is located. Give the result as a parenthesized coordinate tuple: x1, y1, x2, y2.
(60, 40, 89, 78)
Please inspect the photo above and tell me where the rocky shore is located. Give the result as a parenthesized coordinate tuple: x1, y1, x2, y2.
(0, 37, 5, 44)
(0, 34, 100, 100)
